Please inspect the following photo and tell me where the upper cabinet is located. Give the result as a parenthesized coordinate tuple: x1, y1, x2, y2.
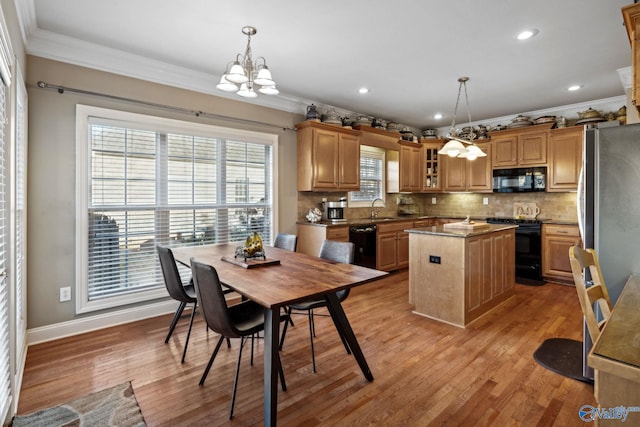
(623, 3, 640, 113)
(547, 126, 584, 192)
(399, 141, 423, 192)
(296, 121, 361, 191)
(442, 142, 492, 192)
(422, 141, 443, 192)
(490, 124, 551, 168)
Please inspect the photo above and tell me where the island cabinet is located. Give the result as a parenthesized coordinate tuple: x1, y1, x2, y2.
(398, 141, 423, 192)
(422, 141, 443, 192)
(490, 124, 551, 168)
(622, 3, 640, 113)
(547, 126, 584, 192)
(296, 223, 349, 257)
(542, 223, 581, 284)
(296, 121, 360, 191)
(441, 142, 492, 192)
(376, 220, 413, 271)
(407, 224, 516, 327)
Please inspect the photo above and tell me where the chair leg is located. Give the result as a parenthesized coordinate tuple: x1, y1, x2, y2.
(226, 337, 232, 348)
(165, 301, 187, 343)
(277, 352, 287, 392)
(230, 336, 247, 420)
(181, 301, 197, 363)
(279, 311, 290, 350)
(250, 334, 255, 366)
(308, 310, 316, 373)
(199, 336, 225, 386)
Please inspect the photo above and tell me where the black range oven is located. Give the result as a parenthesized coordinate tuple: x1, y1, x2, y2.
(486, 217, 544, 285)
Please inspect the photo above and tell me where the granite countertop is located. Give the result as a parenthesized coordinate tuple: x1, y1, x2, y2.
(297, 216, 437, 227)
(406, 223, 518, 238)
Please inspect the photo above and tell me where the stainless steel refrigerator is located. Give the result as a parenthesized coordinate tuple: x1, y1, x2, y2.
(578, 122, 640, 380)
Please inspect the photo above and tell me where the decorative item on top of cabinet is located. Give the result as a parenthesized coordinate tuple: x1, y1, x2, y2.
(542, 224, 581, 284)
(547, 126, 584, 192)
(441, 142, 492, 192)
(489, 123, 551, 168)
(296, 121, 361, 191)
(622, 3, 640, 113)
(422, 140, 443, 192)
(398, 140, 423, 192)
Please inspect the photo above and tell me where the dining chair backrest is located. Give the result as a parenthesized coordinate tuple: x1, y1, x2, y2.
(157, 245, 194, 303)
(190, 258, 243, 339)
(273, 233, 298, 252)
(320, 240, 355, 264)
(320, 240, 355, 301)
(568, 245, 613, 343)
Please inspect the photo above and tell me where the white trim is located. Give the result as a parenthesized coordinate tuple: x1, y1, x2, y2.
(27, 299, 179, 345)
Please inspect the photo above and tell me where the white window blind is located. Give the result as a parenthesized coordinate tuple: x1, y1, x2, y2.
(78, 106, 276, 312)
(0, 80, 10, 425)
(349, 145, 385, 205)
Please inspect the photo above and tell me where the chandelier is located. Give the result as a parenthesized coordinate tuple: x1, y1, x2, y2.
(216, 26, 279, 98)
(438, 77, 487, 161)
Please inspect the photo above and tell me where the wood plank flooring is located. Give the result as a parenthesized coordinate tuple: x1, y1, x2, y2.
(17, 271, 595, 426)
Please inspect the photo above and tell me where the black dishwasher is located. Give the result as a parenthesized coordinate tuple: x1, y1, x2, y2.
(349, 224, 377, 269)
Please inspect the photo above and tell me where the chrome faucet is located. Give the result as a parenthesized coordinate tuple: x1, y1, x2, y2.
(371, 198, 384, 219)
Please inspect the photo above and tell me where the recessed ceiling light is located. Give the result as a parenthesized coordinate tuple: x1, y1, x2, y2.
(434, 113, 443, 120)
(568, 84, 583, 91)
(358, 87, 369, 94)
(516, 29, 539, 40)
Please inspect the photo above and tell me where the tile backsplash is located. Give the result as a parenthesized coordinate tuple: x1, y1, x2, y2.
(298, 191, 578, 223)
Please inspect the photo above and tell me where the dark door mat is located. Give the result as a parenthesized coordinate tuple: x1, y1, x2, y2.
(533, 338, 594, 384)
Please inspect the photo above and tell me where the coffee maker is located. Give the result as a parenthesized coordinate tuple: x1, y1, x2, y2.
(323, 200, 347, 222)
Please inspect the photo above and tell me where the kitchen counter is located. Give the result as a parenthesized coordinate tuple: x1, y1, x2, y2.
(408, 224, 516, 327)
(296, 216, 437, 227)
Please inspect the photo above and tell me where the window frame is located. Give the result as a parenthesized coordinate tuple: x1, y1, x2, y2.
(348, 145, 386, 208)
(75, 105, 278, 313)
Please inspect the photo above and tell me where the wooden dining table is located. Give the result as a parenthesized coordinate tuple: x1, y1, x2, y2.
(172, 243, 388, 426)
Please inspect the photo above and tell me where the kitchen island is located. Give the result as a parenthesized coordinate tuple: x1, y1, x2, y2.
(407, 223, 517, 327)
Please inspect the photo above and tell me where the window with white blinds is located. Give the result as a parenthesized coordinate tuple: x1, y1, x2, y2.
(0, 79, 10, 425)
(348, 145, 385, 206)
(77, 106, 276, 312)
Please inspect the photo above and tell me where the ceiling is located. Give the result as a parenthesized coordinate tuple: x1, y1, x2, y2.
(20, 0, 633, 129)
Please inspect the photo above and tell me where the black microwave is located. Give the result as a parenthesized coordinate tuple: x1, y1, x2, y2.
(492, 167, 546, 193)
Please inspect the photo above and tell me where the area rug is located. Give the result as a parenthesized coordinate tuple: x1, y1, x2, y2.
(11, 381, 146, 427)
(533, 337, 594, 384)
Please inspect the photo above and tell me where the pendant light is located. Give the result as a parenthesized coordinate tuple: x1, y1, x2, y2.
(438, 77, 486, 160)
(216, 26, 279, 97)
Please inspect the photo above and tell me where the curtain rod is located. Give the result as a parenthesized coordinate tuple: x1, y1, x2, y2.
(36, 81, 297, 132)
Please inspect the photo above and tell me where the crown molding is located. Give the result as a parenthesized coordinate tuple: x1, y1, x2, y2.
(13, 0, 37, 46)
(25, 27, 310, 116)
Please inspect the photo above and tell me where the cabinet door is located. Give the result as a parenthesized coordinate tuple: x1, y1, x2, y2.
(492, 135, 518, 167)
(443, 155, 466, 191)
(377, 232, 397, 271)
(312, 129, 339, 189)
(422, 143, 442, 192)
(542, 225, 581, 282)
(548, 128, 583, 191)
(399, 144, 422, 192)
(338, 133, 360, 190)
(397, 232, 410, 268)
(465, 143, 492, 192)
(519, 131, 548, 165)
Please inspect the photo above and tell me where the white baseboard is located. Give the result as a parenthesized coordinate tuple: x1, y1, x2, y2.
(26, 300, 178, 345)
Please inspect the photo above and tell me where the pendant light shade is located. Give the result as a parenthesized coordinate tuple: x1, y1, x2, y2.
(216, 26, 279, 98)
(440, 77, 485, 160)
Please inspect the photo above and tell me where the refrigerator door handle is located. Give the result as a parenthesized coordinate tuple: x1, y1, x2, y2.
(577, 165, 584, 243)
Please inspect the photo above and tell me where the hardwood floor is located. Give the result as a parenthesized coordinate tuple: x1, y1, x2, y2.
(18, 271, 595, 426)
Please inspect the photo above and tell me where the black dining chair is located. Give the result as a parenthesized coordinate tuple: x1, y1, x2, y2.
(273, 233, 298, 252)
(190, 258, 289, 419)
(156, 244, 199, 363)
(281, 240, 355, 373)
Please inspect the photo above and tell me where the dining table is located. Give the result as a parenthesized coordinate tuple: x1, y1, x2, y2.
(171, 243, 388, 426)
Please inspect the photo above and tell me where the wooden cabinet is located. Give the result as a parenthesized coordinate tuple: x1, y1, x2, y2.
(296, 223, 349, 257)
(547, 126, 584, 191)
(542, 224, 582, 284)
(442, 142, 492, 192)
(377, 220, 413, 271)
(399, 141, 423, 192)
(490, 124, 550, 168)
(296, 121, 360, 191)
(623, 3, 640, 113)
(422, 141, 443, 192)
(413, 218, 435, 228)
